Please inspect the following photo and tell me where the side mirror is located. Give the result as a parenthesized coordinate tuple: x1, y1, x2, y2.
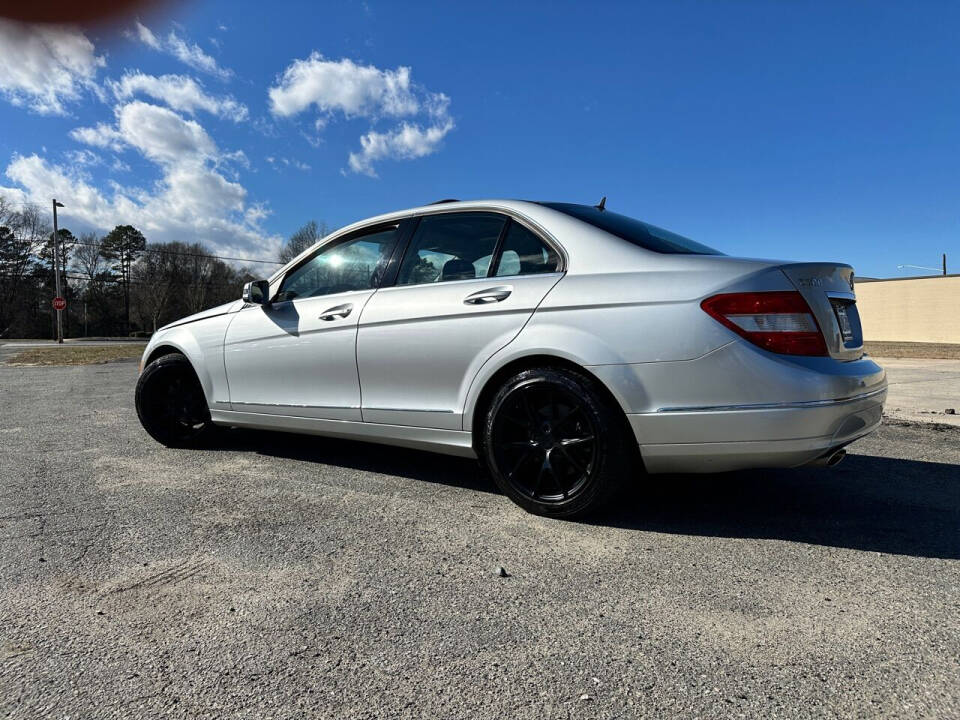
(242, 280, 270, 305)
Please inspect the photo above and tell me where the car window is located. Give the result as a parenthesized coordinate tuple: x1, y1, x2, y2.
(473, 253, 493, 277)
(538, 202, 722, 255)
(493, 222, 559, 276)
(397, 213, 506, 286)
(275, 226, 398, 302)
(495, 250, 521, 276)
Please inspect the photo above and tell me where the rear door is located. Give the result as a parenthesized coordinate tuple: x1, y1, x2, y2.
(356, 212, 563, 430)
(779, 263, 863, 360)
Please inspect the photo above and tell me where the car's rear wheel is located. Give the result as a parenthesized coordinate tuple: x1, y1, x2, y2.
(482, 367, 631, 518)
(136, 352, 213, 447)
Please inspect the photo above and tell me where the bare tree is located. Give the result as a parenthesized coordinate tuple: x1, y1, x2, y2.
(0, 199, 49, 336)
(72, 233, 104, 281)
(0, 195, 15, 227)
(131, 245, 178, 333)
(182, 248, 216, 314)
(279, 220, 331, 263)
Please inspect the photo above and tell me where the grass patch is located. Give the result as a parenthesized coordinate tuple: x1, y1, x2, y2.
(7, 345, 145, 366)
(864, 341, 960, 360)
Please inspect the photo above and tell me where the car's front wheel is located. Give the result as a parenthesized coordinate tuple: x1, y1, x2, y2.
(482, 367, 632, 518)
(136, 352, 214, 447)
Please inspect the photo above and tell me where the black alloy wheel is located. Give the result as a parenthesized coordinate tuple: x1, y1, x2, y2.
(483, 367, 631, 517)
(136, 352, 213, 447)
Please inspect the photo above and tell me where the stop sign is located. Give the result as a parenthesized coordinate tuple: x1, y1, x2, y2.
(52, 297, 66, 311)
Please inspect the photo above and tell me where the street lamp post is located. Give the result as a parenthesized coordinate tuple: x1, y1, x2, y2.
(52, 199, 65, 344)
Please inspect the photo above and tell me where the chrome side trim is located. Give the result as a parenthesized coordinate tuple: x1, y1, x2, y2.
(656, 387, 887, 413)
(229, 401, 360, 410)
(363, 407, 455, 414)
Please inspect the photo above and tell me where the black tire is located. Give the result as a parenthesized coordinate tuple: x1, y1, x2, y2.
(135, 352, 214, 448)
(482, 367, 632, 518)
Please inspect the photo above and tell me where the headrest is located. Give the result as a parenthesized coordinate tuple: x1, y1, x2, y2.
(440, 258, 476, 281)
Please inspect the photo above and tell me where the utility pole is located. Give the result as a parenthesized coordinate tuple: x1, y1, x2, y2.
(52, 199, 65, 344)
(944, 253, 948, 276)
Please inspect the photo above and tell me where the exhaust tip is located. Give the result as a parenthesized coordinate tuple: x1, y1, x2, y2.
(807, 448, 847, 468)
(826, 448, 846, 467)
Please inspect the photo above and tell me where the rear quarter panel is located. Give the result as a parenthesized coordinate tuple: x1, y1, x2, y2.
(461, 261, 817, 431)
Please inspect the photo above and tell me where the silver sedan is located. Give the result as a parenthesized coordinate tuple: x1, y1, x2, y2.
(136, 199, 887, 517)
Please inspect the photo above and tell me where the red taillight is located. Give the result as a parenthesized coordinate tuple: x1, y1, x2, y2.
(700, 291, 828, 356)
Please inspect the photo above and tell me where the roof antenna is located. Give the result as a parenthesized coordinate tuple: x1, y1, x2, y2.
(595, 196, 606, 211)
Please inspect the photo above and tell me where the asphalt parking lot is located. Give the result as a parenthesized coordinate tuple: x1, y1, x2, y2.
(1, 360, 958, 719)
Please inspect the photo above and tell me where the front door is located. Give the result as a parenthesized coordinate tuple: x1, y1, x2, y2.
(357, 212, 563, 430)
(224, 224, 401, 420)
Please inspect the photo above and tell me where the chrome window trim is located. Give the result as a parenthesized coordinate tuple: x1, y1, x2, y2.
(405, 205, 567, 274)
(269, 220, 403, 300)
(380, 208, 566, 291)
(269, 204, 568, 289)
(391, 211, 510, 289)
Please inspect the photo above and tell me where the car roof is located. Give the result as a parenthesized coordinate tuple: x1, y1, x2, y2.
(344, 199, 553, 226)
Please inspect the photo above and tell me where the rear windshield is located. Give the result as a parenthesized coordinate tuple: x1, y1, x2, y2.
(539, 202, 722, 255)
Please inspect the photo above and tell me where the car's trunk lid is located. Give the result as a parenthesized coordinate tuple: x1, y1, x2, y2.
(779, 263, 863, 360)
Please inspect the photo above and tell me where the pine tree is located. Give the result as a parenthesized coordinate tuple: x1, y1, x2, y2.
(101, 225, 146, 335)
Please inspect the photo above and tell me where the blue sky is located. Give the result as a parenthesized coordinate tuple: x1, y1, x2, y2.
(0, 1, 957, 277)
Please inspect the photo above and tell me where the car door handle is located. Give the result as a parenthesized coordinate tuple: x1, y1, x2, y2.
(463, 286, 512, 305)
(319, 303, 353, 321)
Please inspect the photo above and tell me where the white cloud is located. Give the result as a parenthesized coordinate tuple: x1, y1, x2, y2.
(269, 54, 419, 119)
(266, 155, 311, 172)
(69, 123, 125, 151)
(269, 52, 454, 175)
(0, 184, 27, 206)
(132, 21, 160, 48)
(130, 21, 232, 81)
(71, 101, 218, 163)
(116, 101, 218, 164)
(348, 118, 454, 177)
(65, 149, 102, 167)
(109, 72, 248, 121)
(6, 153, 279, 260)
(0, 20, 104, 115)
(8, 100, 279, 258)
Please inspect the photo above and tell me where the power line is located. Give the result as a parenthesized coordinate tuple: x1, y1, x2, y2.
(3, 235, 283, 266)
(68, 240, 284, 266)
(0, 273, 247, 288)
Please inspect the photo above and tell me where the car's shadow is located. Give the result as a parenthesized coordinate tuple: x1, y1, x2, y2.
(208, 429, 960, 560)
(209, 428, 494, 495)
(595, 454, 960, 560)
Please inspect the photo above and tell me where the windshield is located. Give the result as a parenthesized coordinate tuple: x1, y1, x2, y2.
(539, 202, 722, 255)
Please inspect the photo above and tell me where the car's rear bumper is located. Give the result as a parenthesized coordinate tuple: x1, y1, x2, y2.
(626, 386, 886, 473)
(586, 339, 887, 473)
